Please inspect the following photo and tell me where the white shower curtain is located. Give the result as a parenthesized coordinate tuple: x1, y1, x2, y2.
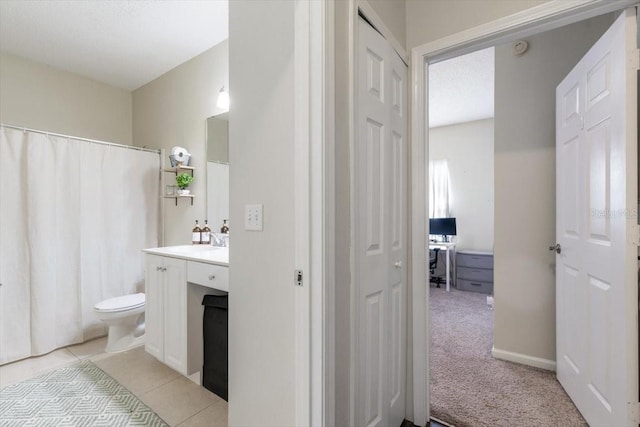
(0, 127, 160, 364)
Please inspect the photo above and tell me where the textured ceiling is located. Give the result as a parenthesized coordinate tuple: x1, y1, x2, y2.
(0, 0, 228, 90)
(428, 47, 495, 129)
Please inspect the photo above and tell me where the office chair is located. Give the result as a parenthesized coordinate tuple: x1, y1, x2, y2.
(429, 248, 445, 287)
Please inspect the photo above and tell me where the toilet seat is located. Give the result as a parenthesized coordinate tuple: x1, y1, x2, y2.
(94, 293, 145, 313)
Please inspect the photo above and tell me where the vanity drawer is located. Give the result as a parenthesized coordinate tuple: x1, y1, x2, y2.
(456, 252, 493, 269)
(187, 261, 228, 292)
(457, 278, 493, 294)
(457, 266, 493, 283)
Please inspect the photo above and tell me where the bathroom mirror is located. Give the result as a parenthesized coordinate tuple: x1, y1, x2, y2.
(206, 113, 230, 233)
(207, 112, 229, 163)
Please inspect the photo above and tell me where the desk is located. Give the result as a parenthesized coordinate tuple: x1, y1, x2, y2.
(429, 241, 456, 292)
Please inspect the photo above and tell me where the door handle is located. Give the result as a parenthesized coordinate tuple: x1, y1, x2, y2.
(549, 244, 561, 254)
(394, 261, 402, 269)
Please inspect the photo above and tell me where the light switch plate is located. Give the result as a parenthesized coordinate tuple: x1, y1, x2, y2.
(245, 204, 263, 231)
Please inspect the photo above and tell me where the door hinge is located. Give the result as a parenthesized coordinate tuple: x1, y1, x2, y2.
(295, 270, 303, 287)
(629, 401, 640, 424)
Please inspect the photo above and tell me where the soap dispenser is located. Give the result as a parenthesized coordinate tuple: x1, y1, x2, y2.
(192, 220, 202, 245)
(220, 219, 229, 234)
(201, 220, 211, 244)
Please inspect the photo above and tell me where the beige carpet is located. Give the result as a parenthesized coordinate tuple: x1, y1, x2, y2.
(429, 286, 587, 427)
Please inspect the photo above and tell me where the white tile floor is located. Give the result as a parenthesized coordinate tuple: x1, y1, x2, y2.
(0, 337, 227, 426)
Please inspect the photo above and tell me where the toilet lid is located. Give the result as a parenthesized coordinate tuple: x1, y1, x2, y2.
(94, 293, 145, 312)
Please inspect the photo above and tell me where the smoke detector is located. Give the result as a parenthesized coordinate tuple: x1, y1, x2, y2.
(513, 40, 529, 56)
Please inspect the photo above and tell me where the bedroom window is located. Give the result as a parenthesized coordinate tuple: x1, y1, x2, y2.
(429, 159, 450, 218)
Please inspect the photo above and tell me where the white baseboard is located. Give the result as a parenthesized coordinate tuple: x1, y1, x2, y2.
(187, 371, 201, 385)
(491, 346, 556, 371)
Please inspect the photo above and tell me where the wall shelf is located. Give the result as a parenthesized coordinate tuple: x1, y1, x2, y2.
(164, 195, 195, 206)
(163, 165, 195, 177)
(163, 164, 195, 206)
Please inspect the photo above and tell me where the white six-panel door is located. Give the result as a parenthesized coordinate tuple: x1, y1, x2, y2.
(555, 9, 638, 426)
(356, 16, 408, 427)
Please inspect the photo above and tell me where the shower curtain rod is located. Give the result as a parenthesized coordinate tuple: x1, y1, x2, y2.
(1, 124, 161, 154)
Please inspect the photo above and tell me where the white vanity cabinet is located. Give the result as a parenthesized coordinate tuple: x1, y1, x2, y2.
(145, 254, 188, 375)
(187, 261, 229, 292)
(143, 246, 229, 382)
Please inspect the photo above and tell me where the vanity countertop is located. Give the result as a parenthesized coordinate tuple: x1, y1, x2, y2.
(143, 245, 229, 267)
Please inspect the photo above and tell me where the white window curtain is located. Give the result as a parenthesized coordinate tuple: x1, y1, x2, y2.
(429, 159, 450, 218)
(0, 126, 160, 364)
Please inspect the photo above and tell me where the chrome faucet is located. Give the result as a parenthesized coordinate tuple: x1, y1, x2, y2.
(210, 232, 228, 247)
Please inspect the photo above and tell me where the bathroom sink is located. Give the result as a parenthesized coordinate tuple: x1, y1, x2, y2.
(166, 245, 223, 253)
(143, 245, 229, 266)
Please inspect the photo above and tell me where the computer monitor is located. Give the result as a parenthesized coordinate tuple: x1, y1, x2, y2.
(429, 217, 457, 242)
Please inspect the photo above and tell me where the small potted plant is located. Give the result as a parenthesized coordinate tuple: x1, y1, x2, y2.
(176, 173, 194, 196)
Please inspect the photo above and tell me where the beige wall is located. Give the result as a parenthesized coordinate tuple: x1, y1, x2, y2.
(228, 1, 296, 425)
(132, 40, 229, 246)
(366, 0, 407, 49)
(334, 0, 353, 425)
(429, 119, 494, 252)
(0, 53, 132, 145)
(405, 0, 549, 49)
(493, 13, 616, 363)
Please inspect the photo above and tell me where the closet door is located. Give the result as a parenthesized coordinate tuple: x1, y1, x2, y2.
(355, 17, 408, 427)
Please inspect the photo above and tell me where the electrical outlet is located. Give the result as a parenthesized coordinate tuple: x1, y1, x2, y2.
(245, 204, 263, 231)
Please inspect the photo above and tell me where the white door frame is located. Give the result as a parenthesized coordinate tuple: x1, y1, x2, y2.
(294, 0, 335, 426)
(410, 0, 638, 425)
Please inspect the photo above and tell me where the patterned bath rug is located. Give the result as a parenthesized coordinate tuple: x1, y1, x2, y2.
(0, 359, 168, 426)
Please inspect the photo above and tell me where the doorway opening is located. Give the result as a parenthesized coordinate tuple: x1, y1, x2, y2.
(427, 46, 497, 425)
(423, 10, 632, 426)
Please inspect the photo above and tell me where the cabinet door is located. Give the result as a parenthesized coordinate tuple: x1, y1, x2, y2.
(145, 254, 165, 361)
(163, 256, 188, 375)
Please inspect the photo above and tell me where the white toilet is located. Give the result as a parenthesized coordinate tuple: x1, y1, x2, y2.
(94, 293, 146, 353)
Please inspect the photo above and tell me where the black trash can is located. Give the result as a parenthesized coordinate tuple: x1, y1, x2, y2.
(202, 294, 228, 400)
